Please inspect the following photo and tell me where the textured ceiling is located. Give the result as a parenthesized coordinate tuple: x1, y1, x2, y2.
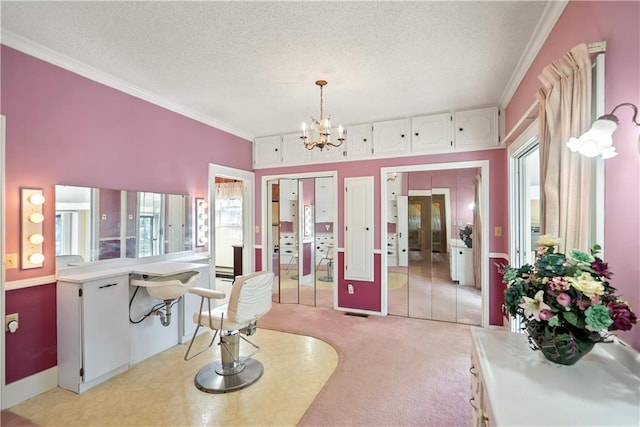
(1, 1, 550, 141)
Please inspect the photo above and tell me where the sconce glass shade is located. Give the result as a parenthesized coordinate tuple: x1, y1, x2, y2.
(29, 233, 45, 245)
(29, 193, 46, 205)
(29, 212, 45, 223)
(28, 253, 45, 264)
(567, 118, 618, 159)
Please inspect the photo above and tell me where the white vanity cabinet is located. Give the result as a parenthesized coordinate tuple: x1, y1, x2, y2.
(57, 274, 130, 393)
(450, 244, 473, 286)
(470, 328, 640, 427)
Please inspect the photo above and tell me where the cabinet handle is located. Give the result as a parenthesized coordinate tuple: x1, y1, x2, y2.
(275, 148, 278, 152)
(459, 128, 463, 131)
(400, 134, 405, 138)
(415, 132, 419, 136)
(99, 283, 118, 289)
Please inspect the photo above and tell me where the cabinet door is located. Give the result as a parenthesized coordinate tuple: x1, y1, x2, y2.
(254, 135, 282, 168)
(279, 178, 298, 201)
(454, 107, 499, 149)
(344, 177, 374, 281)
(315, 177, 335, 223)
(373, 118, 410, 156)
(82, 276, 129, 383)
(282, 132, 313, 166)
(411, 112, 453, 153)
(344, 123, 372, 160)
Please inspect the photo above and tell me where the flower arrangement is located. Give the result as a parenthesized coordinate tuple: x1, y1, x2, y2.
(459, 223, 472, 248)
(501, 235, 637, 364)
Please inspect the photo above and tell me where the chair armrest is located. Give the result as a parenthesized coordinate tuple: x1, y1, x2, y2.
(188, 287, 226, 299)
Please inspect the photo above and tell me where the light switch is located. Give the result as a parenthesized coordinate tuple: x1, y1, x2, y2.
(495, 226, 502, 237)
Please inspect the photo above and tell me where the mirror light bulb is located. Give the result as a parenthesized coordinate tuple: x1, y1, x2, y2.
(29, 253, 45, 264)
(29, 233, 44, 244)
(29, 212, 45, 223)
(29, 193, 45, 205)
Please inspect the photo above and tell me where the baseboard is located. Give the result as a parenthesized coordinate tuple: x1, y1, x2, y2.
(2, 367, 58, 409)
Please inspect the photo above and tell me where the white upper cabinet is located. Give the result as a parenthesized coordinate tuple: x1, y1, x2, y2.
(453, 107, 499, 150)
(281, 132, 313, 165)
(411, 112, 453, 153)
(344, 123, 373, 160)
(252, 106, 501, 168)
(372, 118, 410, 157)
(254, 135, 282, 168)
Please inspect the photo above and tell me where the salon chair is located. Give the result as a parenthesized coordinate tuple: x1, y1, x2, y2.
(184, 271, 273, 393)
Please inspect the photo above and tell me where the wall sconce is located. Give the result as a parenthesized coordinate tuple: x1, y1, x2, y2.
(387, 172, 398, 182)
(567, 102, 640, 159)
(22, 188, 45, 268)
(196, 198, 208, 247)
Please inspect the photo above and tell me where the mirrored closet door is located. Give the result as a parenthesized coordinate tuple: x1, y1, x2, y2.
(386, 168, 482, 325)
(267, 175, 336, 307)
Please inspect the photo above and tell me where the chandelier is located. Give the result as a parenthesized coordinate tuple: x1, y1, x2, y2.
(300, 80, 344, 151)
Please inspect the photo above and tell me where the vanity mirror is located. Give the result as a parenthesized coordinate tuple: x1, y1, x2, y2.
(55, 185, 192, 266)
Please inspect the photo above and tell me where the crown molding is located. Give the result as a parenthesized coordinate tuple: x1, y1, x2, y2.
(499, 0, 568, 108)
(1, 30, 253, 141)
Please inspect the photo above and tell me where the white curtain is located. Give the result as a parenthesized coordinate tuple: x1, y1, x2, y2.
(215, 181, 243, 200)
(537, 43, 593, 253)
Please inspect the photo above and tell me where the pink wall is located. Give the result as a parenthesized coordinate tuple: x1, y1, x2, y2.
(1, 46, 253, 383)
(255, 148, 508, 320)
(505, 1, 640, 350)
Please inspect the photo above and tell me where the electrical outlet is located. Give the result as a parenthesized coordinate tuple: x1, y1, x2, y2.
(494, 226, 502, 237)
(5, 313, 19, 332)
(5, 253, 18, 269)
(347, 284, 354, 295)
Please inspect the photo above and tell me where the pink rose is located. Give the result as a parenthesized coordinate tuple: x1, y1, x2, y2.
(556, 293, 571, 307)
(539, 309, 554, 321)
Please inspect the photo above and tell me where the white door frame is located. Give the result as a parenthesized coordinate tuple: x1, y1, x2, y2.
(380, 161, 490, 328)
(208, 164, 255, 279)
(1, 115, 6, 408)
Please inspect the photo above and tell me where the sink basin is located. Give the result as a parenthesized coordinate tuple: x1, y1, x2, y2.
(130, 271, 200, 301)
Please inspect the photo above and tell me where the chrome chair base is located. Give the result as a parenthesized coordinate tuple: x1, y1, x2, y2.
(194, 358, 264, 393)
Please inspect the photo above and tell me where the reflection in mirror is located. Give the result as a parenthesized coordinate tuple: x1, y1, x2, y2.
(279, 178, 299, 304)
(55, 185, 192, 266)
(266, 175, 336, 307)
(386, 168, 481, 325)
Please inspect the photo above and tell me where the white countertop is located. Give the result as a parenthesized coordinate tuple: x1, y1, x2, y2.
(56, 256, 209, 283)
(471, 328, 640, 426)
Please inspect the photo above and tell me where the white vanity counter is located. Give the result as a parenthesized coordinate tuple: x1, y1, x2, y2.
(56, 253, 212, 393)
(470, 328, 640, 426)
